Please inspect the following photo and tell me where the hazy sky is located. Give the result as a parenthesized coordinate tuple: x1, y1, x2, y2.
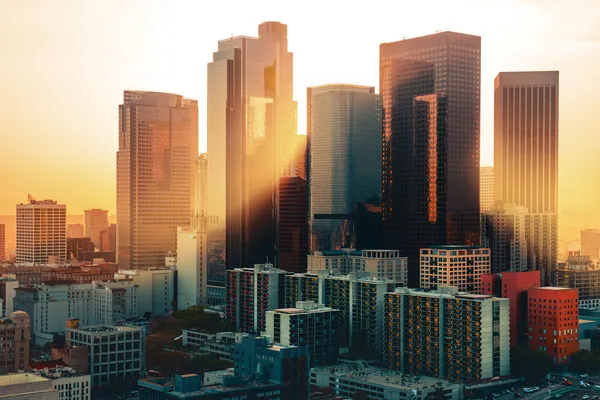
(1, 0, 599, 240)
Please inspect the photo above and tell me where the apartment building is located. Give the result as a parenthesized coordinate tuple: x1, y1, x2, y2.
(0, 311, 31, 373)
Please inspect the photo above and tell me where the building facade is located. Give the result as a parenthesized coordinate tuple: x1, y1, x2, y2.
(384, 286, 510, 382)
(99, 224, 116, 252)
(0, 223, 4, 261)
(66, 224, 85, 239)
(480, 166, 494, 214)
(381, 32, 482, 287)
(278, 176, 309, 273)
(0, 276, 19, 316)
(0, 311, 31, 374)
(266, 301, 339, 368)
(0, 374, 59, 399)
(176, 227, 208, 308)
(419, 246, 491, 293)
(527, 287, 578, 365)
(115, 269, 175, 316)
(16, 198, 67, 264)
(581, 229, 600, 260)
(117, 91, 198, 269)
(481, 271, 541, 347)
(84, 209, 109, 248)
(307, 84, 381, 252)
(553, 253, 600, 309)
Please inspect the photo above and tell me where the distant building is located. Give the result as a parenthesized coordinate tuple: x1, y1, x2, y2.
(115, 268, 174, 316)
(176, 226, 208, 308)
(527, 287, 578, 365)
(480, 166, 494, 213)
(182, 330, 241, 361)
(0, 311, 31, 373)
(66, 224, 85, 239)
(420, 246, 491, 293)
(84, 209, 109, 248)
(266, 301, 339, 368)
(16, 197, 67, 264)
(481, 270, 541, 347)
(99, 224, 116, 252)
(67, 238, 95, 261)
(0, 374, 59, 399)
(581, 229, 600, 260)
(553, 253, 600, 309)
(30, 360, 91, 400)
(278, 176, 309, 273)
(0, 276, 19, 316)
(66, 323, 145, 388)
(384, 286, 510, 382)
(0, 223, 5, 261)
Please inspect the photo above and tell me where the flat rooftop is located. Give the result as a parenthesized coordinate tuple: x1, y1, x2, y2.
(0, 373, 50, 385)
(139, 377, 279, 397)
(69, 325, 139, 333)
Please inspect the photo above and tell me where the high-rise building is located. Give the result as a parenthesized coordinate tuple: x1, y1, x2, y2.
(525, 212, 558, 285)
(66, 223, 85, 239)
(266, 300, 340, 368)
(307, 84, 382, 251)
(99, 224, 116, 252)
(0, 311, 31, 373)
(527, 287, 578, 365)
(207, 31, 278, 276)
(553, 253, 600, 309)
(384, 286, 510, 382)
(176, 227, 208, 308)
(117, 91, 198, 269)
(494, 71, 559, 214)
(278, 177, 308, 273)
(380, 32, 482, 287)
(480, 166, 494, 213)
(0, 223, 5, 262)
(84, 209, 108, 247)
(419, 246, 491, 293)
(481, 270, 541, 347)
(16, 197, 67, 264)
(581, 229, 600, 260)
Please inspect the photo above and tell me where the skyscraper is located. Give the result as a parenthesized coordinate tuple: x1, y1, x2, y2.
(494, 72, 559, 214)
(16, 197, 66, 264)
(480, 166, 494, 213)
(380, 32, 482, 286)
(207, 32, 278, 272)
(0, 224, 5, 262)
(581, 228, 600, 260)
(84, 209, 109, 247)
(117, 91, 198, 269)
(278, 176, 308, 273)
(307, 84, 382, 251)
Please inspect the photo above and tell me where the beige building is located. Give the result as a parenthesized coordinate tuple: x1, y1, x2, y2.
(0, 311, 31, 374)
(0, 374, 59, 399)
(84, 209, 108, 247)
(420, 246, 491, 293)
(480, 166, 494, 213)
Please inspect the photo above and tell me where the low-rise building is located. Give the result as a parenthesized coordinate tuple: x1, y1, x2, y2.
(182, 330, 241, 361)
(0, 310, 31, 374)
(115, 268, 175, 316)
(0, 373, 59, 399)
(30, 360, 91, 400)
(311, 363, 464, 400)
(0, 275, 19, 316)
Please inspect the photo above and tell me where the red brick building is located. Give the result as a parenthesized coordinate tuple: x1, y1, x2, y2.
(481, 270, 540, 347)
(527, 287, 579, 365)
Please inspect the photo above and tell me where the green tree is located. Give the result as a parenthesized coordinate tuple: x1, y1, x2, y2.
(511, 346, 555, 383)
(568, 350, 600, 373)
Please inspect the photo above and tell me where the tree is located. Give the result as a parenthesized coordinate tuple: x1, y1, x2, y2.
(568, 350, 600, 373)
(511, 346, 555, 383)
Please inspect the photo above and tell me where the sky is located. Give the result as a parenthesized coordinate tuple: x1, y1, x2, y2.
(1, 0, 599, 241)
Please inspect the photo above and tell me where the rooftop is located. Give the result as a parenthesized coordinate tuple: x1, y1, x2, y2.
(0, 373, 50, 385)
(139, 376, 280, 398)
(68, 325, 140, 334)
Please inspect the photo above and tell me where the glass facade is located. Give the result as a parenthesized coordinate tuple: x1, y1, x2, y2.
(380, 32, 481, 286)
(307, 84, 382, 252)
(207, 36, 278, 273)
(117, 91, 198, 269)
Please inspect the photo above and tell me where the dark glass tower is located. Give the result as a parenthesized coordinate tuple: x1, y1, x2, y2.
(380, 32, 481, 286)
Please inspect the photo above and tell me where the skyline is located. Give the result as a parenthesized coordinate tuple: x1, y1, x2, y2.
(2, 0, 600, 242)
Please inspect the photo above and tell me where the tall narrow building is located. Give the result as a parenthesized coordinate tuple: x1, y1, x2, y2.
(84, 209, 109, 247)
(307, 84, 382, 251)
(380, 32, 482, 286)
(16, 197, 66, 264)
(117, 91, 198, 269)
(0, 224, 5, 262)
(480, 166, 494, 213)
(207, 32, 279, 273)
(494, 72, 559, 214)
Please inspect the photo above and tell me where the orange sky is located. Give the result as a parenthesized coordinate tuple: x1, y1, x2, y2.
(1, 0, 599, 241)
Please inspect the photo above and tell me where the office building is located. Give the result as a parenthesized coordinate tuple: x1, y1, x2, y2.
(307, 249, 408, 284)
(176, 227, 208, 308)
(384, 286, 510, 382)
(67, 238, 95, 261)
(16, 197, 67, 264)
(0, 223, 4, 262)
(84, 209, 108, 247)
(525, 212, 558, 285)
(527, 287, 578, 365)
(225, 264, 288, 333)
(0, 276, 19, 316)
(481, 270, 541, 347)
(207, 29, 278, 276)
(266, 300, 339, 368)
(0, 311, 31, 373)
(99, 224, 116, 252)
(380, 32, 482, 287)
(311, 363, 464, 400)
(278, 176, 308, 273)
(553, 253, 600, 309)
(0, 374, 59, 399)
(494, 71, 559, 214)
(307, 84, 382, 251)
(30, 361, 91, 400)
(182, 330, 241, 361)
(480, 166, 494, 213)
(117, 91, 198, 269)
(66, 322, 145, 388)
(581, 229, 600, 260)
(66, 223, 85, 239)
(420, 245, 491, 293)
(114, 268, 174, 316)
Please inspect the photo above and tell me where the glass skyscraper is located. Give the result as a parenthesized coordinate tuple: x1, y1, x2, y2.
(307, 84, 382, 251)
(380, 32, 481, 286)
(207, 34, 279, 274)
(117, 91, 198, 269)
